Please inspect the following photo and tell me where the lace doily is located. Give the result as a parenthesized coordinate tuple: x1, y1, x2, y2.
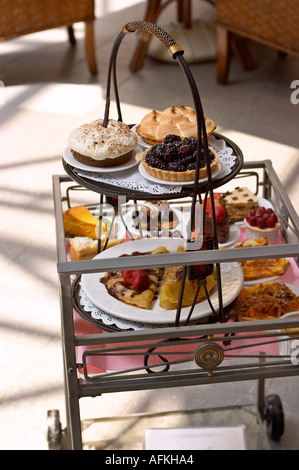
(74, 136, 235, 195)
(78, 283, 169, 331)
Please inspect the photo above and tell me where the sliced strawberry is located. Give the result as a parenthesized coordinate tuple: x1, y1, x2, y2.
(121, 269, 150, 291)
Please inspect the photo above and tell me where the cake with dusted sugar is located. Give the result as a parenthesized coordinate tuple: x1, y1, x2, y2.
(68, 118, 138, 167)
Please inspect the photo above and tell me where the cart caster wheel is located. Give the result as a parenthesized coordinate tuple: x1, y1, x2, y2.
(264, 394, 284, 440)
(47, 409, 62, 450)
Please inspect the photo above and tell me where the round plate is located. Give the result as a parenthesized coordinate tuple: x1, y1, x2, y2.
(139, 161, 222, 186)
(131, 124, 151, 149)
(123, 206, 188, 238)
(219, 224, 241, 248)
(62, 132, 243, 200)
(81, 238, 244, 325)
(243, 275, 282, 287)
(62, 146, 140, 173)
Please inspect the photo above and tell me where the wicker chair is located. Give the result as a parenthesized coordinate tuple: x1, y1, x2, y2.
(215, 0, 299, 84)
(129, 0, 192, 71)
(0, 0, 97, 75)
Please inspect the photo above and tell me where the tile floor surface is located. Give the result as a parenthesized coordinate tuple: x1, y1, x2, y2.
(0, 0, 299, 450)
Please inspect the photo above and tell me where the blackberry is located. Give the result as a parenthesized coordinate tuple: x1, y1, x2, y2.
(164, 134, 181, 144)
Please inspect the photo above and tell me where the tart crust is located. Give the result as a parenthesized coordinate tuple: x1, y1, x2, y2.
(141, 146, 219, 182)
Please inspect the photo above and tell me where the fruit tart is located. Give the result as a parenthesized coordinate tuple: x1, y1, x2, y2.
(244, 206, 281, 244)
(139, 134, 219, 182)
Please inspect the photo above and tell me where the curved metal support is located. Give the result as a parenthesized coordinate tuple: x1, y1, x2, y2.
(103, 20, 224, 325)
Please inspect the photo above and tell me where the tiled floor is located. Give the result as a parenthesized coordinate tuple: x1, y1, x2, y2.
(1, 0, 299, 450)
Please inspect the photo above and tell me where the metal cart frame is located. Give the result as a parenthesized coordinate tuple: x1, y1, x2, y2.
(51, 158, 299, 450)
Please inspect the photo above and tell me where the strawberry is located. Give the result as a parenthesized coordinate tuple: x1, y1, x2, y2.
(205, 193, 221, 215)
(206, 193, 226, 223)
(121, 269, 150, 291)
(214, 204, 226, 223)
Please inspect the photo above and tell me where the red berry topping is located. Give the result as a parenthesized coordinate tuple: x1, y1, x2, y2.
(249, 215, 257, 226)
(257, 216, 267, 229)
(246, 206, 278, 229)
(121, 270, 150, 291)
(267, 214, 277, 228)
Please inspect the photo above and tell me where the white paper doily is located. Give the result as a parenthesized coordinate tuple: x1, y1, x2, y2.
(78, 283, 167, 330)
(73, 135, 235, 195)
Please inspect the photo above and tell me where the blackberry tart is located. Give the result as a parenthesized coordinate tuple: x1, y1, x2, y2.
(140, 135, 219, 182)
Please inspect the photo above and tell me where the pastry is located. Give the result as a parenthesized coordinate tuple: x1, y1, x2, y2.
(63, 205, 101, 239)
(69, 236, 124, 261)
(222, 187, 259, 222)
(136, 105, 216, 145)
(231, 281, 299, 321)
(131, 200, 179, 232)
(234, 238, 290, 281)
(244, 206, 281, 244)
(139, 135, 219, 182)
(100, 244, 216, 310)
(159, 246, 217, 309)
(204, 193, 230, 244)
(100, 246, 168, 309)
(68, 118, 138, 167)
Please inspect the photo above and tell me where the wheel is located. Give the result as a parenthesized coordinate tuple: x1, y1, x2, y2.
(47, 409, 63, 450)
(264, 394, 284, 440)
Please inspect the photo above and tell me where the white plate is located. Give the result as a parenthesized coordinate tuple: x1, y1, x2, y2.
(131, 124, 151, 149)
(257, 196, 275, 210)
(219, 224, 241, 248)
(243, 275, 282, 287)
(123, 206, 188, 238)
(139, 161, 222, 187)
(62, 146, 140, 173)
(81, 238, 244, 324)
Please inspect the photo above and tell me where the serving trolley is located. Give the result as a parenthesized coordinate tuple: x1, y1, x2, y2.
(50, 21, 299, 450)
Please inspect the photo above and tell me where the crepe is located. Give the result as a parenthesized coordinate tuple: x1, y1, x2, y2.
(100, 246, 167, 309)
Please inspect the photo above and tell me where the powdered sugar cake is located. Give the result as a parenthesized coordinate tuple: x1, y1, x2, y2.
(68, 118, 138, 167)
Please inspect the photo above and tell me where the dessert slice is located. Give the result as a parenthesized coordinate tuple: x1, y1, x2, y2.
(100, 246, 168, 309)
(222, 187, 259, 222)
(63, 205, 102, 239)
(159, 246, 217, 309)
(69, 236, 124, 261)
(131, 200, 179, 232)
(204, 193, 230, 244)
(140, 135, 219, 182)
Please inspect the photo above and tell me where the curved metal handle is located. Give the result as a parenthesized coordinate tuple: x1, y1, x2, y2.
(123, 20, 184, 58)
